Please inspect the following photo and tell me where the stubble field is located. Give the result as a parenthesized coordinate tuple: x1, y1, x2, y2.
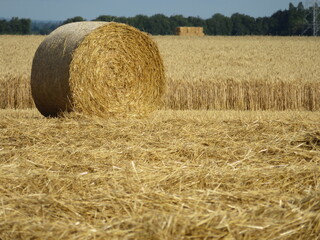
(0, 35, 319, 239)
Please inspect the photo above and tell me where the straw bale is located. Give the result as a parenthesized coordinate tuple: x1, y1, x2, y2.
(176, 27, 204, 36)
(31, 22, 165, 117)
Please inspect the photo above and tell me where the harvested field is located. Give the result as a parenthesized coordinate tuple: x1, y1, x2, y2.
(1, 35, 320, 111)
(0, 35, 43, 77)
(0, 34, 319, 239)
(159, 36, 320, 111)
(0, 110, 319, 239)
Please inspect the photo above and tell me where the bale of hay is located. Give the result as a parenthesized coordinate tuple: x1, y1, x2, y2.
(176, 27, 204, 36)
(31, 22, 165, 117)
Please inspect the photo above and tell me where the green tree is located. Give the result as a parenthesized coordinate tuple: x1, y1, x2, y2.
(288, 2, 306, 35)
(130, 14, 152, 32)
(231, 13, 255, 35)
(31, 21, 61, 35)
(20, 18, 31, 34)
(0, 20, 9, 34)
(269, 10, 290, 35)
(63, 16, 86, 25)
(255, 17, 270, 35)
(149, 14, 171, 35)
(187, 16, 205, 26)
(95, 15, 116, 22)
(206, 14, 232, 35)
(116, 17, 129, 24)
(8, 17, 22, 33)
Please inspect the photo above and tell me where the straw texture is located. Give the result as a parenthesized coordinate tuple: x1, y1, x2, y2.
(31, 22, 165, 117)
(0, 109, 319, 239)
(176, 27, 204, 36)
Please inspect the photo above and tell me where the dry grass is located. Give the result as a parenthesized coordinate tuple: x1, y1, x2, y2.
(0, 35, 43, 109)
(157, 36, 320, 83)
(1, 35, 320, 111)
(157, 37, 320, 111)
(158, 36, 320, 111)
(0, 109, 319, 239)
(0, 74, 34, 109)
(163, 79, 320, 111)
(0, 35, 319, 238)
(0, 35, 43, 77)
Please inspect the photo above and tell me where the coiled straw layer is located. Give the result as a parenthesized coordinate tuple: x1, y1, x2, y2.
(31, 22, 165, 117)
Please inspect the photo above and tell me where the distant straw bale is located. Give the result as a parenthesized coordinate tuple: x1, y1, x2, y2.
(176, 27, 204, 36)
(31, 22, 165, 117)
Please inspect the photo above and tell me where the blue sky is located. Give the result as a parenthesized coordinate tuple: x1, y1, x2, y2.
(1, 0, 303, 21)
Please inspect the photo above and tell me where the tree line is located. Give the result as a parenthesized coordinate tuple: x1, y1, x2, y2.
(0, 17, 31, 34)
(0, 2, 318, 36)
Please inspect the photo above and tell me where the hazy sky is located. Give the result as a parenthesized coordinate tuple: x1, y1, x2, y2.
(1, 0, 303, 21)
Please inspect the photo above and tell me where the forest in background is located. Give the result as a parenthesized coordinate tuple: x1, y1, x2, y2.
(0, 2, 318, 35)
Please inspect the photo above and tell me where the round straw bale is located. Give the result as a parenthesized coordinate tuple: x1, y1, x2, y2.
(31, 22, 165, 117)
